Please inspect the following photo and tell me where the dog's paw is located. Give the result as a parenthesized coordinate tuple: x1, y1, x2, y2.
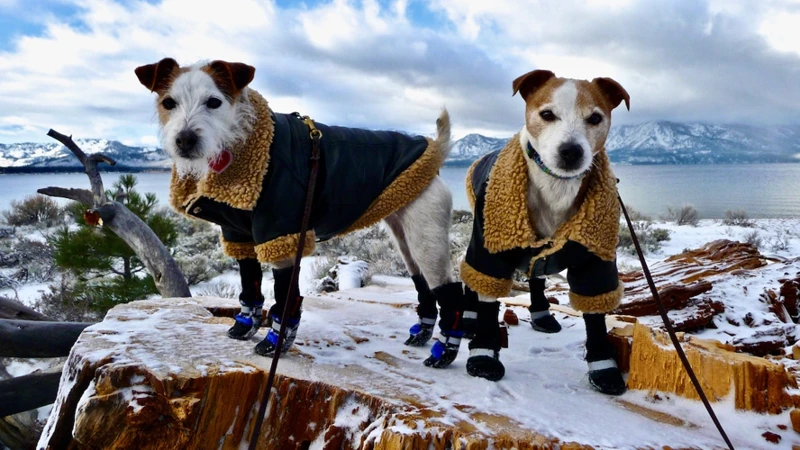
(404, 322, 434, 347)
(587, 360, 626, 396)
(423, 339, 459, 368)
(466, 349, 505, 381)
(531, 314, 562, 334)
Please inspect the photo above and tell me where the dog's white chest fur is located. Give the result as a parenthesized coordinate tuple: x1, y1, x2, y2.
(526, 167, 582, 239)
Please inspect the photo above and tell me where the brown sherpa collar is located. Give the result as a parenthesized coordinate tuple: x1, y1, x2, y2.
(169, 89, 274, 213)
(482, 136, 620, 264)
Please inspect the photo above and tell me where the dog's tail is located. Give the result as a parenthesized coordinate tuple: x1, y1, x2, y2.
(434, 108, 452, 159)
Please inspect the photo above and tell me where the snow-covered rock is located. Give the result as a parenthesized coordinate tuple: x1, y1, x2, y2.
(39, 283, 800, 449)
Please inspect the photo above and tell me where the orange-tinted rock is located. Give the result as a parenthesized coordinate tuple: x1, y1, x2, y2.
(503, 309, 519, 326)
(790, 408, 800, 433)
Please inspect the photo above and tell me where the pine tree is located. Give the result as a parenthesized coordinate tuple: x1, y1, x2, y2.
(49, 174, 178, 312)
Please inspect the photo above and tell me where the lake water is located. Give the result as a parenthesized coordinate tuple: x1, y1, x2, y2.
(1, 163, 799, 219)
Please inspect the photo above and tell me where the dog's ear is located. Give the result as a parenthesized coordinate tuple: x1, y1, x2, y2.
(592, 77, 630, 111)
(207, 61, 256, 97)
(512, 70, 556, 101)
(135, 58, 179, 93)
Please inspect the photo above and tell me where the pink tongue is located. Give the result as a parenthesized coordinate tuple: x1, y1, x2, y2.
(209, 149, 232, 174)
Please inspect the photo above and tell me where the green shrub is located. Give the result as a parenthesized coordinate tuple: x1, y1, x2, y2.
(2, 195, 63, 228)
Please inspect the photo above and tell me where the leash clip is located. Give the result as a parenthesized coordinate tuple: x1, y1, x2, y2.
(300, 115, 323, 140)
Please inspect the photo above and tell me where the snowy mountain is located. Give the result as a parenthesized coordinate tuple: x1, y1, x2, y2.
(445, 121, 800, 165)
(606, 121, 800, 164)
(447, 134, 508, 165)
(0, 139, 170, 172)
(1, 121, 799, 171)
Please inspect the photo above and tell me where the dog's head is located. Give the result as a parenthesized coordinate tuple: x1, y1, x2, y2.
(135, 58, 256, 178)
(513, 70, 629, 178)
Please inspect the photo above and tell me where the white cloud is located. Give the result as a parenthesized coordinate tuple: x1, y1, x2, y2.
(0, 0, 799, 146)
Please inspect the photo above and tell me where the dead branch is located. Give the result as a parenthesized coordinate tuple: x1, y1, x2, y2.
(38, 129, 191, 298)
(0, 296, 49, 321)
(36, 187, 93, 206)
(0, 319, 92, 357)
(0, 370, 62, 418)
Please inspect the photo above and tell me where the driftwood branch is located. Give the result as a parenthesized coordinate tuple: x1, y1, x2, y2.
(37, 187, 93, 206)
(0, 319, 92, 357)
(39, 129, 191, 298)
(0, 370, 62, 418)
(46, 129, 115, 205)
(0, 296, 49, 321)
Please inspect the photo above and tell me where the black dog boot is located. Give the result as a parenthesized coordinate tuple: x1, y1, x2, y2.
(255, 266, 303, 357)
(466, 301, 505, 381)
(584, 313, 626, 395)
(461, 287, 481, 340)
(405, 274, 438, 347)
(424, 282, 464, 368)
(228, 258, 264, 340)
(528, 277, 561, 334)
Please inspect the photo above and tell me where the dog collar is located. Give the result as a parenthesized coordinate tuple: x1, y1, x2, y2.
(526, 142, 586, 180)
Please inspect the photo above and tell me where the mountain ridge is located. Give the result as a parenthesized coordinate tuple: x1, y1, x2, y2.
(2, 121, 799, 172)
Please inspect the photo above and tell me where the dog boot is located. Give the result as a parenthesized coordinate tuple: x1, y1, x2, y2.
(255, 266, 303, 357)
(423, 282, 465, 368)
(584, 313, 626, 395)
(228, 258, 264, 340)
(461, 287, 481, 340)
(254, 311, 300, 357)
(466, 301, 505, 381)
(227, 301, 264, 340)
(405, 274, 438, 347)
(528, 277, 561, 334)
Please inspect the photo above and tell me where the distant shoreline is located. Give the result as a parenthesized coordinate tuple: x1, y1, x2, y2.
(1, 159, 799, 174)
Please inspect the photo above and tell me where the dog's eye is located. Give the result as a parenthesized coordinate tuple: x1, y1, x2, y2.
(206, 97, 222, 109)
(587, 113, 603, 125)
(161, 97, 177, 110)
(539, 110, 557, 122)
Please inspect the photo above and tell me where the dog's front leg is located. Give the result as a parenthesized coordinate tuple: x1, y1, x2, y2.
(464, 296, 506, 381)
(254, 261, 304, 357)
(583, 313, 626, 395)
(227, 258, 265, 340)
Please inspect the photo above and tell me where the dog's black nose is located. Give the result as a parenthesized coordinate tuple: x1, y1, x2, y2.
(557, 142, 584, 171)
(175, 130, 198, 156)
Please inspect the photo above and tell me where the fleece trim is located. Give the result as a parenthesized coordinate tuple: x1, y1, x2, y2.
(481, 135, 620, 263)
(169, 89, 274, 213)
(460, 260, 514, 299)
(569, 283, 624, 313)
(255, 231, 317, 264)
(466, 158, 478, 211)
(340, 137, 445, 235)
(220, 237, 257, 260)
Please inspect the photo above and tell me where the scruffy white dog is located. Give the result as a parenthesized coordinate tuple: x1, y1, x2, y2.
(135, 58, 464, 361)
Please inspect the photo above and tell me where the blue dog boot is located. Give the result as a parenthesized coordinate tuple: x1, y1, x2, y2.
(227, 302, 263, 340)
(405, 317, 436, 346)
(423, 330, 463, 368)
(405, 274, 438, 346)
(254, 313, 300, 357)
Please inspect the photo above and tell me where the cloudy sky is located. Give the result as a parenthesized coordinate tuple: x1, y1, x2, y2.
(1, 0, 799, 146)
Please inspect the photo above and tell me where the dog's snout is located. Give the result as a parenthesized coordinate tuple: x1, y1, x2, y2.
(175, 130, 198, 156)
(557, 142, 584, 171)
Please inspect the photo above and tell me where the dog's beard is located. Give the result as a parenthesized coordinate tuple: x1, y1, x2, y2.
(173, 154, 211, 179)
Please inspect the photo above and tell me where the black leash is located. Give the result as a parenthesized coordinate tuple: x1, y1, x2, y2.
(618, 192, 734, 450)
(247, 115, 322, 450)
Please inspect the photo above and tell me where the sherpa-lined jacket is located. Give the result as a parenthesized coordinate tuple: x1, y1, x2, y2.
(169, 90, 445, 263)
(460, 136, 623, 314)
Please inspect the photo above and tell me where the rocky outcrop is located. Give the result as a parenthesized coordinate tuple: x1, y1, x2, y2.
(38, 298, 597, 450)
(626, 322, 796, 414)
